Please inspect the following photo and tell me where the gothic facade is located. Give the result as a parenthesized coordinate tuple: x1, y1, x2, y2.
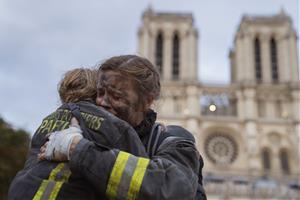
(138, 8, 300, 199)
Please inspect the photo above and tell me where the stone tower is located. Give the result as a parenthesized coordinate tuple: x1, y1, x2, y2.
(138, 8, 300, 199)
(230, 10, 300, 176)
(230, 10, 299, 84)
(138, 7, 201, 137)
(138, 7, 198, 82)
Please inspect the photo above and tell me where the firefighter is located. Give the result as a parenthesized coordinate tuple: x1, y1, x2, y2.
(8, 68, 148, 199)
(39, 55, 207, 199)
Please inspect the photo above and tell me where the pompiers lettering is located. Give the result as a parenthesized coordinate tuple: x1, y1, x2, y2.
(37, 109, 104, 134)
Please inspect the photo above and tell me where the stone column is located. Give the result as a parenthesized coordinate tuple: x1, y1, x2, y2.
(243, 88, 257, 119)
(148, 29, 155, 65)
(289, 33, 300, 82)
(245, 121, 260, 175)
(296, 124, 300, 174)
(291, 90, 300, 121)
(179, 29, 188, 81)
(244, 87, 260, 174)
(243, 88, 259, 174)
(186, 85, 200, 116)
(138, 26, 151, 60)
(163, 29, 173, 81)
(137, 27, 144, 56)
(243, 34, 255, 83)
(292, 90, 300, 173)
(235, 36, 245, 82)
(239, 36, 247, 82)
(278, 35, 291, 82)
(261, 34, 272, 83)
(186, 85, 199, 140)
(236, 90, 245, 120)
(198, 89, 203, 117)
(189, 28, 198, 82)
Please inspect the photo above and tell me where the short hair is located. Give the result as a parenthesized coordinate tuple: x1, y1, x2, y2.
(58, 68, 97, 103)
(98, 55, 161, 105)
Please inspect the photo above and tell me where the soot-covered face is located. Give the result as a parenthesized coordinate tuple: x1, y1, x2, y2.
(96, 70, 145, 126)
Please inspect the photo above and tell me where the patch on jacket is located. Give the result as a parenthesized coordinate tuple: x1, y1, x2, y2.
(37, 109, 104, 134)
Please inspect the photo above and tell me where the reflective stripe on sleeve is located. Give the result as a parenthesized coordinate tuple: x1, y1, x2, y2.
(106, 151, 131, 199)
(49, 163, 65, 180)
(33, 163, 71, 200)
(106, 151, 150, 200)
(126, 157, 149, 200)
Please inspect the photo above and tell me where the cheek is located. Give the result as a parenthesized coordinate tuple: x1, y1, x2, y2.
(113, 105, 131, 122)
(110, 101, 134, 119)
(130, 91, 142, 111)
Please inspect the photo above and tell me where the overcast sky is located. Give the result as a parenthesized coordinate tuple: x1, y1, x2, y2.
(0, 0, 298, 134)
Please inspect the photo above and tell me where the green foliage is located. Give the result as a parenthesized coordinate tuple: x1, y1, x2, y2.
(0, 116, 30, 200)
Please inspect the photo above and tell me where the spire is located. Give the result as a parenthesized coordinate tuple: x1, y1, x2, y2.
(145, 4, 154, 15)
(279, 6, 286, 16)
(143, 4, 154, 19)
(147, 4, 153, 12)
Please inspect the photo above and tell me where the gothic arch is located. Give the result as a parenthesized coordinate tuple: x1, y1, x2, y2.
(254, 35, 262, 82)
(261, 147, 272, 172)
(270, 36, 279, 82)
(262, 131, 296, 174)
(172, 31, 180, 80)
(279, 148, 290, 174)
(155, 30, 164, 75)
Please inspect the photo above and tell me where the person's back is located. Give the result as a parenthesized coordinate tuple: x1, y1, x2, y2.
(9, 68, 147, 199)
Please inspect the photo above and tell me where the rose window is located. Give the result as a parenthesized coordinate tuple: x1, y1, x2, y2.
(204, 134, 238, 165)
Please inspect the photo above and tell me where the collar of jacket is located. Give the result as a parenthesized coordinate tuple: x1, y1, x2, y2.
(134, 109, 157, 138)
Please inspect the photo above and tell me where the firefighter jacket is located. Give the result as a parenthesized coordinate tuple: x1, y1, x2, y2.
(9, 104, 206, 199)
(8, 101, 148, 199)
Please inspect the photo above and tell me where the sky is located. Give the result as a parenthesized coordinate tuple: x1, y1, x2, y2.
(0, 0, 299, 134)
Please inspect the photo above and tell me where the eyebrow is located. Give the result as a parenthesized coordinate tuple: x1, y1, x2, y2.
(97, 77, 129, 97)
(98, 83, 127, 97)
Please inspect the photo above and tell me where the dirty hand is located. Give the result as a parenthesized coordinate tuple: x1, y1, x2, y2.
(38, 117, 83, 161)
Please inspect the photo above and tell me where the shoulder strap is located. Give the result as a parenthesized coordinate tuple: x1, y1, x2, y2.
(146, 123, 162, 158)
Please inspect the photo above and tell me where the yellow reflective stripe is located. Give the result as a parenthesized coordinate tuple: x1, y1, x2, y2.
(49, 163, 65, 180)
(106, 151, 131, 200)
(49, 181, 64, 200)
(126, 157, 150, 200)
(61, 169, 71, 182)
(33, 180, 48, 200)
(33, 163, 70, 200)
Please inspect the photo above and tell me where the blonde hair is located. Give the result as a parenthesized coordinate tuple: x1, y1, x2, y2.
(58, 68, 97, 103)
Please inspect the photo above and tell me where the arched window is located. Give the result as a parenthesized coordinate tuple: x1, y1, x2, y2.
(254, 37, 262, 82)
(155, 32, 163, 75)
(279, 149, 290, 174)
(262, 148, 271, 171)
(172, 33, 180, 80)
(270, 37, 279, 82)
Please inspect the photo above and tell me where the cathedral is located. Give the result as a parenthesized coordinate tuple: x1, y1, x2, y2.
(137, 8, 300, 199)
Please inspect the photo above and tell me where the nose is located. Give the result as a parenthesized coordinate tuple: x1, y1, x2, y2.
(96, 95, 111, 110)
